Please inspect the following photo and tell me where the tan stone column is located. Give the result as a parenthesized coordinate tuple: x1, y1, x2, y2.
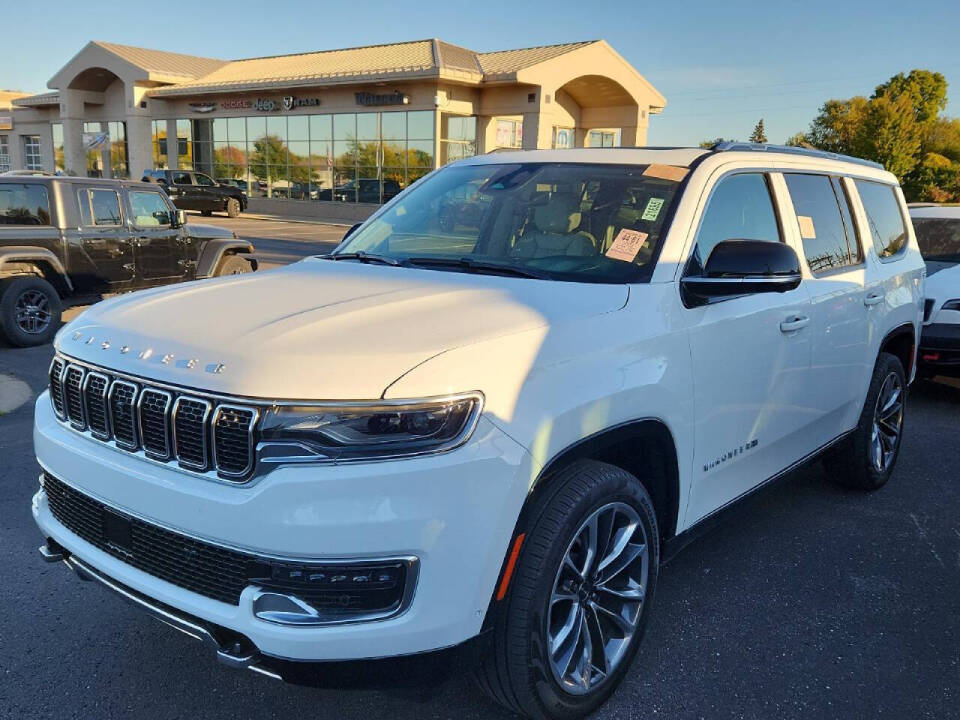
(60, 90, 87, 177)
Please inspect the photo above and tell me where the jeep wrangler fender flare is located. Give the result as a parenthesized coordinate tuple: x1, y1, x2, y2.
(0, 246, 73, 294)
(195, 240, 257, 278)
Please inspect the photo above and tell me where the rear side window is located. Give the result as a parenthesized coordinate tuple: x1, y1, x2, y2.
(129, 191, 172, 226)
(855, 180, 908, 259)
(693, 173, 781, 267)
(784, 173, 861, 273)
(78, 188, 122, 226)
(0, 183, 50, 225)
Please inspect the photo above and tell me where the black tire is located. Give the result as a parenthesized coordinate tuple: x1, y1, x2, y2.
(225, 197, 241, 218)
(215, 254, 252, 276)
(200, 208, 213, 217)
(0, 276, 62, 347)
(475, 460, 659, 720)
(824, 352, 906, 490)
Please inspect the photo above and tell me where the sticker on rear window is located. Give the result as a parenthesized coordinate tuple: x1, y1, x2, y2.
(797, 215, 816, 239)
(641, 197, 664, 222)
(605, 229, 649, 263)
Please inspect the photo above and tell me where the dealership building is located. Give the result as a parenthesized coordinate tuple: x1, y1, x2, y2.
(2, 38, 665, 213)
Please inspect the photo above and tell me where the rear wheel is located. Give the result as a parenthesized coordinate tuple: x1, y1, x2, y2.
(215, 254, 252, 276)
(824, 352, 906, 490)
(476, 460, 658, 719)
(0, 276, 62, 347)
(225, 197, 241, 218)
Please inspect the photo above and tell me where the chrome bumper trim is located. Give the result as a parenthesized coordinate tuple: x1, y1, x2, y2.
(48, 548, 280, 678)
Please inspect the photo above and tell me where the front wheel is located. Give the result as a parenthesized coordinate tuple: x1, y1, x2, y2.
(824, 352, 906, 490)
(0, 276, 62, 347)
(215, 255, 252, 276)
(225, 197, 241, 218)
(476, 460, 658, 719)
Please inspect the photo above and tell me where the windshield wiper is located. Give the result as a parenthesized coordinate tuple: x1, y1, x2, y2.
(322, 251, 401, 266)
(405, 256, 549, 279)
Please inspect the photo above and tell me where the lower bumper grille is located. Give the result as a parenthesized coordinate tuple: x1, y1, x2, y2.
(42, 474, 414, 618)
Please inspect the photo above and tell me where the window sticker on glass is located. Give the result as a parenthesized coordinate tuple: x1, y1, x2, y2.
(605, 229, 649, 262)
(797, 215, 817, 239)
(642, 164, 688, 182)
(641, 197, 664, 222)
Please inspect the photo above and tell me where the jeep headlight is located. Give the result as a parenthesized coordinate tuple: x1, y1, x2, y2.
(257, 393, 483, 464)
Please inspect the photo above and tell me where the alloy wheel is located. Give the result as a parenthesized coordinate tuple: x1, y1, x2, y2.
(546, 501, 649, 695)
(871, 371, 903, 473)
(14, 289, 52, 335)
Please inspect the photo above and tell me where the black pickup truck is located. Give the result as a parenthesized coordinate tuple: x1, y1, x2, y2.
(0, 176, 256, 346)
(142, 169, 247, 218)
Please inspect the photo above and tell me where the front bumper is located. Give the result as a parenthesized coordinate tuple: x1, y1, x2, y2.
(33, 391, 534, 662)
(918, 322, 960, 376)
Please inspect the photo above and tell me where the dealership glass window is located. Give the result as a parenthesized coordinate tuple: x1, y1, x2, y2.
(553, 127, 575, 149)
(177, 119, 193, 169)
(108, 121, 128, 178)
(783, 173, 861, 273)
(52, 124, 65, 172)
(854, 179, 908, 260)
(23, 135, 43, 171)
(495, 119, 522, 149)
(0, 183, 50, 225)
(0, 134, 11, 173)
(440, 115, 477, 165)
(83, 122, 128, 178)
(588, 130, 620, 148)
(151, 120, 168, 168)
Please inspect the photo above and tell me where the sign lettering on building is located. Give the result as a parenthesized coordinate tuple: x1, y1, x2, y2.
(355, 91, 410, 107)
(206, 96, 321, 113)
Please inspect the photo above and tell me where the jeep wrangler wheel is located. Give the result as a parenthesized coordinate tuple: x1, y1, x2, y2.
(476, 460, 658, 719)
(215, 255, 252, 276)
(824, 352, 906, 490)
(225, 197, 241, 218)
(0, 276, 62, 347)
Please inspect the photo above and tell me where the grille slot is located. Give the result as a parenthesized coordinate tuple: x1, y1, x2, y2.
(64, 365, 86, 429)
(49, 357, 66, 419)
(213, 406, 257, 478)
(109, 380, 139, 449)
(173, 397, 211, 470)
(83, 372, 110, 439)
(48, 357, 258, 480)
(139, 389, 172, 460)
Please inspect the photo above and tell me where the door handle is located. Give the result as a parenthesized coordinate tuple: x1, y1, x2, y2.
(864, 293, 884, 307)
(780, 315, 810, 333)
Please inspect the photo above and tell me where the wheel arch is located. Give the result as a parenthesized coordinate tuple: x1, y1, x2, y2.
(0, 247, 72, 295)
(195, 239, 256, 277)
(878, 322, 916, 379)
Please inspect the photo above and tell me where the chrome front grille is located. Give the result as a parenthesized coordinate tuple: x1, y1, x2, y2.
(48, 356, 257, 481)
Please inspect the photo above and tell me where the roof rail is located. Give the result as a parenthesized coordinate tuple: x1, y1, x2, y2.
(711, 142, 885, 170)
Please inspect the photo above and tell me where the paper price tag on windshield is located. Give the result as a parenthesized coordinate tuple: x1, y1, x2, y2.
(797, 215, 816, 239)
(641, 197, 664, 222)
(606, 229, 649, 262)
(642, 164, 688, 182)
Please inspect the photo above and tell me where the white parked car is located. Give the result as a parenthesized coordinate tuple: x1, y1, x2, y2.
(908, 204, 960, 378)
(33, 144, 924, 719)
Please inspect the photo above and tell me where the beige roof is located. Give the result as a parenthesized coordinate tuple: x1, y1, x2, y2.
(92, 41, 227, 80)
(477, 42, 597, 76)
(11, 91, 60, 107)
(149, 39, 600, 97)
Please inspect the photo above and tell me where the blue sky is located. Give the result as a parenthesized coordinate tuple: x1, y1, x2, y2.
(5, 0, 960, 146)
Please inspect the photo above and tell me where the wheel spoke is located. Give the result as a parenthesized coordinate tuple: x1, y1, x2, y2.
(582, 515, 599, 578)
(550, 601, 581, 657)
(597, 542, 647, 586)
(597, 581, 645, 602)
(555, 605, 585, 678)
(880, 386, 901, 415)
(592, 601, 635, 636)
(596, 521, 637, 574)
(585, 604, 609, 674)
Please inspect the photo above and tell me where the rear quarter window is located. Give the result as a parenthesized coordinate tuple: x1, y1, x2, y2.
(0, 183, 51, 225)
(855, 180, 908, 260)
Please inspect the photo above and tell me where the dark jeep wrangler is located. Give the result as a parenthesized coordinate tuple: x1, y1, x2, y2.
(0, 176, 256, 347)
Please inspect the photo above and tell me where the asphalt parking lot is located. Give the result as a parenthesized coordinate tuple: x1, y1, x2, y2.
(0, 219, 958, 718)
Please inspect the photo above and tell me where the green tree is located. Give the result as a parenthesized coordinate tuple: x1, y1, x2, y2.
(698, 137, 733, 149)
(872, 70, 947, 127)
(248, 134, 289, 183)
(806, 96, 870, 155)
(784, 132, 811, 147)
(749, 119, 768, 144)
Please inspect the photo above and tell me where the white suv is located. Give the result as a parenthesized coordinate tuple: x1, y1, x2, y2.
(33, 144, 924, 718)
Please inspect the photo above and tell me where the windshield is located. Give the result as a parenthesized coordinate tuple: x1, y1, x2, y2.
(335, 162, 685, 283)
(912, 216, 960, 263)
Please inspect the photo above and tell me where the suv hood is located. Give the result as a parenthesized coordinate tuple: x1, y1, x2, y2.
(183, 222, 235, 240)
(58, 259, 628, 399)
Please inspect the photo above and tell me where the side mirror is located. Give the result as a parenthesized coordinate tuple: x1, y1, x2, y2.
(343, 222, 362, 241)
(171, 209, 187, 228)
(682, 239, 801, 304)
